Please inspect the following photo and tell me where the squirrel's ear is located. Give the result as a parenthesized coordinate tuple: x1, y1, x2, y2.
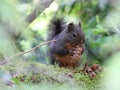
(78, 22, 81, 27)
(67, 22, 74, 32)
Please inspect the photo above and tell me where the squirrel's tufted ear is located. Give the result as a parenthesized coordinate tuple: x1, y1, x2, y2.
(78, 22, 81, 27)
(67, 22, 74, 32)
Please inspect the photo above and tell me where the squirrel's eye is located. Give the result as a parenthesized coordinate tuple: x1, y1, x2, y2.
(72, 32, 78, 38)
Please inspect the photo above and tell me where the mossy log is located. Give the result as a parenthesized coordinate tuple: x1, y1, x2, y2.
(0, 62, 103, 90)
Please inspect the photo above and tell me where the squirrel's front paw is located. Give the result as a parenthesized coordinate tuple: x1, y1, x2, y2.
(69, 45, 82, 55)
(69, 50, 79, 56)
(69, 49, 80, 60)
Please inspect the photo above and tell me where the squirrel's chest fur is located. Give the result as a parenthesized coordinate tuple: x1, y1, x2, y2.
(53, 43, 84, 68)
(54, 54, 80, 68)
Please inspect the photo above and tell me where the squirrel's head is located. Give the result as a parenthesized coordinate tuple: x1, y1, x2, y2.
(65, 22, 84, 45)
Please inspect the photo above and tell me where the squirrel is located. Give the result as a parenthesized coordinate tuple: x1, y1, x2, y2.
(47, 18, 101, 79)
(47, 18, 85, 68)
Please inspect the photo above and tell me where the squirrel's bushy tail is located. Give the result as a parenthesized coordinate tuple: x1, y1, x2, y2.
(47, 18, 65, 41)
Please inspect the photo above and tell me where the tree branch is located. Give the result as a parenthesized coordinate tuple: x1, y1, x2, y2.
(25, 0, 54, 24)
(0, 40, 57, 65)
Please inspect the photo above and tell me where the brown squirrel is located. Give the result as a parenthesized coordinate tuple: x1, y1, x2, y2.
(47, 18, 84, 68)
(47, 18, 101, 79)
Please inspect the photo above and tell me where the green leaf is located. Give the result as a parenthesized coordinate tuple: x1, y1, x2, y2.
(93, 29, 107, 35)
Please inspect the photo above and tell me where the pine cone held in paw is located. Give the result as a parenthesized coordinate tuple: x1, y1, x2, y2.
(54, 43, 84, 68)
(69, 45, 84, 60)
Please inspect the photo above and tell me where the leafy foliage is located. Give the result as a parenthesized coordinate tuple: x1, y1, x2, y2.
(0, 0, 120, 90)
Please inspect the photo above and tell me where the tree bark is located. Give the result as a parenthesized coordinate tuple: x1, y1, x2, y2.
(25, 0, 54, 24)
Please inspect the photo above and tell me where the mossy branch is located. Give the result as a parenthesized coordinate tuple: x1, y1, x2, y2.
(0, 62, 103, 89)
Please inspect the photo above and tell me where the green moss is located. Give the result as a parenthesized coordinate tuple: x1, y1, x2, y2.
(0, 62, 103, 90)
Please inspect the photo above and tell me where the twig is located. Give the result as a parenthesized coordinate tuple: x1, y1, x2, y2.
(0, 40, 57, 65)
(13, 40, 56, 56)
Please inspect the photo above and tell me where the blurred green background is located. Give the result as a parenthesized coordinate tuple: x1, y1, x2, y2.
(0, 0, 120, 90)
